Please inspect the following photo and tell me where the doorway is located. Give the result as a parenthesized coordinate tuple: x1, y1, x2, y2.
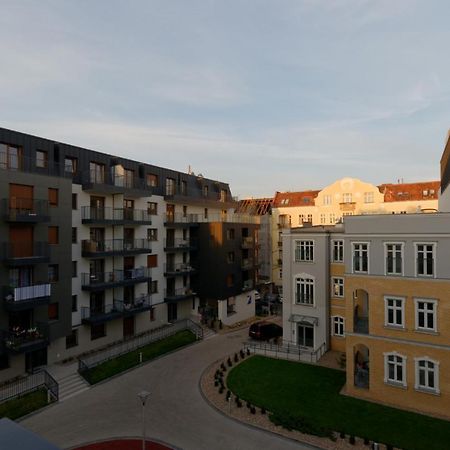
(298, 324, 314, 348)
(123, 317, 135, 339)
(168, 303, 177, 322)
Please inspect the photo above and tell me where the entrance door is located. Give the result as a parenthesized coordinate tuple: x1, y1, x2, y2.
(168, 303, 177, 322)
(123, 199, 134, 221)
(123, 317, 135, 339)
(26, 349, 47, 373)
(298, 325, 314, 348)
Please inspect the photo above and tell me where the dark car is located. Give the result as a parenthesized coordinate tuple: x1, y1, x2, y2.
(249, 321, 283, 341)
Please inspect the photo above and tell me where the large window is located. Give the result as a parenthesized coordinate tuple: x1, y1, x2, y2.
(331, 277, 344, 297)
(384, 353, 406, 387)
(36, 150, 48, 168)
(353, 243, 368, 273)
(124, 169, 134, 188)
(147, 202, 157, 215)
(385, 243, 403, 275)
(64, 157, 77, 175)
(416, 243, 435, 277)
(385, 296, 405, 328)
(146, 173, 158, 187)
(90, 162, 105, 184)
(165, 177, 175, 196)
(332, 240, 344, 262)
(294, 240, 314, 262)
(295, 276, 314, 305)
(415, 299, 437, 332)
(415, 358, 439, 394)
(342, 193, 353, 203)
(363, 192, 374, 203)
(332, 316, 345, 336)
(0, 143, 22, 170)
(323, 195, 332, 205)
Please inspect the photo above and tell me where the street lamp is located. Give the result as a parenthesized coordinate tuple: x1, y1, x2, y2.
(138, 390, 150, 450)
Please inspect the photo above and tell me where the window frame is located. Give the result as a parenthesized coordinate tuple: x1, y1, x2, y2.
(384, 352, 407, 387)
(384, 242, 404, 276)
(352, 242, 369, 274)
(414, 298, 438, 333)
(331, 240, 344, 263)
(414, 242, 436, 278)
(384, 296, 405, 328)
(36, 150, 48, 169)
(294, 274, 315, 306)
(414, 357, 440, 394)
(331, 316, 345, 337)
(331, 277, 344, 298)
(294, 240, 314, 262)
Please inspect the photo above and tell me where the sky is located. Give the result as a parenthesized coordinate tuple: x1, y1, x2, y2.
(0, 0, 449, 198)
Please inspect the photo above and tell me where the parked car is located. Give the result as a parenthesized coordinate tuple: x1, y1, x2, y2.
(249, 321, 283, 341)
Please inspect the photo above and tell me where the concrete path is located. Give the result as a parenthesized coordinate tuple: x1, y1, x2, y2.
(22, 328, 315, 450)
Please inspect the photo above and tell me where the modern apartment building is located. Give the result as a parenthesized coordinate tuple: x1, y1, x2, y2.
(0, 127, 259, 381)
(272, 177, 440, 291)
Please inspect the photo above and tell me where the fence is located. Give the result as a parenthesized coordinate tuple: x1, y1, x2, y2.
(0, 369, 58, 404)
(78, 319, 203, 373)
(244, 341, 327, 364)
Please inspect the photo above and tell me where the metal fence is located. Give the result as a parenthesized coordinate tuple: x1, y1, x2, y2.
(78, 319, 203, 373)
(244, 341, 327, 364)
(0, 369, 58, 404)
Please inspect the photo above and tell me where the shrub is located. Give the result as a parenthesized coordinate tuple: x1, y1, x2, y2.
(261, 407, 266, 415)
(235, 396, 240, 405)
(340, 432, 346, 439)
(246, 348, 250, 356)
(214, 380, 218, 387)
(386, 445, 393, 450)
(220, 363, 227, 372)
(364, 437, 370, 445)
(219, 386, 224, 394)
(269, 412, 333, 439)
(236, 400, 243, 408)
(226, 390, 231, 400)
(246, 401, 251, 409)
(227, 357, 232, 367)
(234, 353, 239, 363)
(240, 349, 245, 359)
(250, 406, 256, 414)
(349, 436, 355, 445)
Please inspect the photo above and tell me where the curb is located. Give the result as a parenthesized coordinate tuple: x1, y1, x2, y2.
(65, 435, 182, 450)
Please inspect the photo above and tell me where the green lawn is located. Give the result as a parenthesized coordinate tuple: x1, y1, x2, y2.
(227, 356, 450, 450)
(82, 330, 196, 384)
(0, 388, 48, 420)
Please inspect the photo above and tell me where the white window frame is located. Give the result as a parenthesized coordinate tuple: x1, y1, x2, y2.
(414, 357, 440, 394)
(384, 242, 404, 276)
(294, 274, 315, 306)
(329, 213, 336, 224)
(384, 296, 405, 328)
(294, 240, 314, 262)
(331, 277, 344, 298)
(414, 298, 437, 333)
(323, 195, 332, 206)
(352, 242, 369, 274)
(384, 352, 407, 387)
(331, 240, 344, 263)
(342, 192, 353, 203)
(363, 191, 374, 203)
(320, 214, 326, 224)
(331, 316, 345, 337)
(414, 242, 436, 278)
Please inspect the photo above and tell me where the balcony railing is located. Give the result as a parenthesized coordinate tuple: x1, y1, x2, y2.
(81, 267, 152, 289)
(81, 239, 151, 256)
(164, 238, 197, 250)
(81, 300, 123, 323)
(164, 287, 196, 300)
(241, 258, 254, 269)
(2, 198, 50, 222)
(3, 283, 51, 310)
(81, 206, 152, 224)
(3, 322, 49, 353)
(81, 170, 152, 194)
(164, 185, 231, 202)
(116, 294, 153, 315)
(164, 212, 259, 225)
(1, 242, 50, 264)
(164, 262, 197, 275)
(241, 237, 254, 248)
(354, 317, 369, 334)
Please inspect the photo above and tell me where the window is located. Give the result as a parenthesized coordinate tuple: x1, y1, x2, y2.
(320, 214, 326, 224)
(150, 307, 155, 321)
(332, 316, 345, 336)
(203, 185, 209, 197)
(329, 213, 336, 224)
(227, 229, 235, 240)
(181, 180, 187, 195)
(415, 299, 437, 332)
(353, 243, 368, 273)
(182, 205, 187, 217)
(0, 143, 22, 170)
(147, 174, 158, 187)
(294, 240, 314, 262)
(72, 295, 78, 312)
(295, 276, 314, 305)
(147, 229, 157, 241)
(415, 358, 439, 393)
(226, 274, 234, 287)
(332, 277, 344, 297)
(72, 227, 77, 243)
(299, 214, 305, 223)
(165, 177, 175, 195)
(385, 243, 403, 275)
(416, 243, 435, 277)
(48, 264, 59, 283)
(72, 193, 77, 210)
(227, 252, 235, 263)
(90, 162, 105, 184)
(48, 226, 59, 245)
(66, 329, 78, 349)
(48, 303, 59, 321)
(323, 195, 332, 206)
(147, 202, 157, 215)
(220, 189, 227, 202)
(72, 261, 77, 278)
(36, 150, 48, 168)
(149, 280, 158, 294)
(385, 297, 404, 328)
(124, 169, 134, 188)
(332, 240, 344, 262)
(342, 193, 352, 203)
(384, 353, 406, 386)
(204, 208, 208, 219)
(147, 254, 157, 268)
(48, 188, 58, 206)
(90, 323, 106, 340)
(307, 214, 312, 222)
(364, 192, 374, 203)
(64, 157, 77, 174)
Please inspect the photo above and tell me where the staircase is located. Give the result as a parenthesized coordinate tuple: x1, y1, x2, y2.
(58, 372, 90, 402)
(200, 324, 217, 340)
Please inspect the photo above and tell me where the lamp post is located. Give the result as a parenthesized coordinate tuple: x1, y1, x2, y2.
(138, 390, 150, 450)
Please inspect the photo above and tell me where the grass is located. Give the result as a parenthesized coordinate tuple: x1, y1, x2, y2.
(227, 356, 450, 450)
(82, 330, 196, 384)
(0, 388, 48, 420)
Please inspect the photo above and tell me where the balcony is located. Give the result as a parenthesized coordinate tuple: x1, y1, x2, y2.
(81, 239, 151, 257)
(3, 322, 49, 353)
(354, 317, 369, 334)
(81, 300, 123, 324)
(164, 262, 197, 277)
(81, 206, 152, 225)
(242, 279, 254, 291)
(81, 267, 152, 291)
(241, 237, 254, 249)
(241, 258, 254, 270)
(3, 283, 51, 311)
(339, 202, 356, 212)
(164, 185, 236, 208)
(164, 213, 259, 226)
(1, 242, 50, 266)
(2, 198, 50, 223)
(164, 287, 196, 302)
(118, 294, 153, 316)
(81, 170, 152, 197)
(164, 238, 197, 251)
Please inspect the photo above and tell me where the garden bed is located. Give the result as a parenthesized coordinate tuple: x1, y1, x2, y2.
(0, 388, 49, 420)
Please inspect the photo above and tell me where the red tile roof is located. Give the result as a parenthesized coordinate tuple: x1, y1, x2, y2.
(237, 198, 273, 215)
(273, 190, 320, 208)
(378, 181, 440, 202)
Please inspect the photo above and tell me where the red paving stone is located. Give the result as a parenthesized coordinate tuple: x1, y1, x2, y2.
(73, 439, 172, 450)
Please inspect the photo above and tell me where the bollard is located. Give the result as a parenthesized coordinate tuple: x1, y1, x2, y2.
(228, 396, 232, 413)
(139, 352, 143, 364)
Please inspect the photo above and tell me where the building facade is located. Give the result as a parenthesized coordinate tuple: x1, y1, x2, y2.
(0, 127, 258, 381)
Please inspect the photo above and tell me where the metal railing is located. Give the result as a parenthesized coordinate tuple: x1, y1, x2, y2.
(116, 294, 152, 313)
(164, 212, 259, 225)
(3, 322, 49, 351)
(0, 368, 58, 404)
(245, 341, 327, 364)
(164, 238, 197, 249)
(242, 280, 254, 290)
(81, 206, 152, 223)
(241, 258, 254, 269)
(2, 198, 49, 220)
(80, 300, 123, 320)
(81, 267, 152, 287)
(78, 319, 203, 373)
(164, 262, 197, 273)
(81, 239, 151, 254)
(164, 287, 195, 298)
(1, 242, 49, 260)
(241, 236, 254, 248)
(82, 169, 152, 192)
(4, 283, 51, 302)
(164, 185, 230, 202)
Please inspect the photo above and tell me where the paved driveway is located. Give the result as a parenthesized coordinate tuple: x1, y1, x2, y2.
(22, 328, 314, 450)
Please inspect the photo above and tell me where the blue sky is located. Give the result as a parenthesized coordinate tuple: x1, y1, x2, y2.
(1, 0, 449, 197)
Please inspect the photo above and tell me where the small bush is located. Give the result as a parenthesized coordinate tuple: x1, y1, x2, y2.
(220, 363, 227, 372)
(246, 401, 251, 409)
(246, 348, 250, 356)
(349, 436, 355, 445)
(250, 406, 256, 414)
(240, 349, 245, 359)
(340, 432, 346, 439)
(269, 412, 333, 439)
(261, 407, 266, 415)
(214, 380, 218, 387)
(386, 445, 393, 450)
(219, 386, 224, 394)
(227, 358, 232, 367)
(236, 400, 243, 408)
(234, 353, 239, 363)
(364, 437, 370, 445)
(226, 390, 231, 400)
